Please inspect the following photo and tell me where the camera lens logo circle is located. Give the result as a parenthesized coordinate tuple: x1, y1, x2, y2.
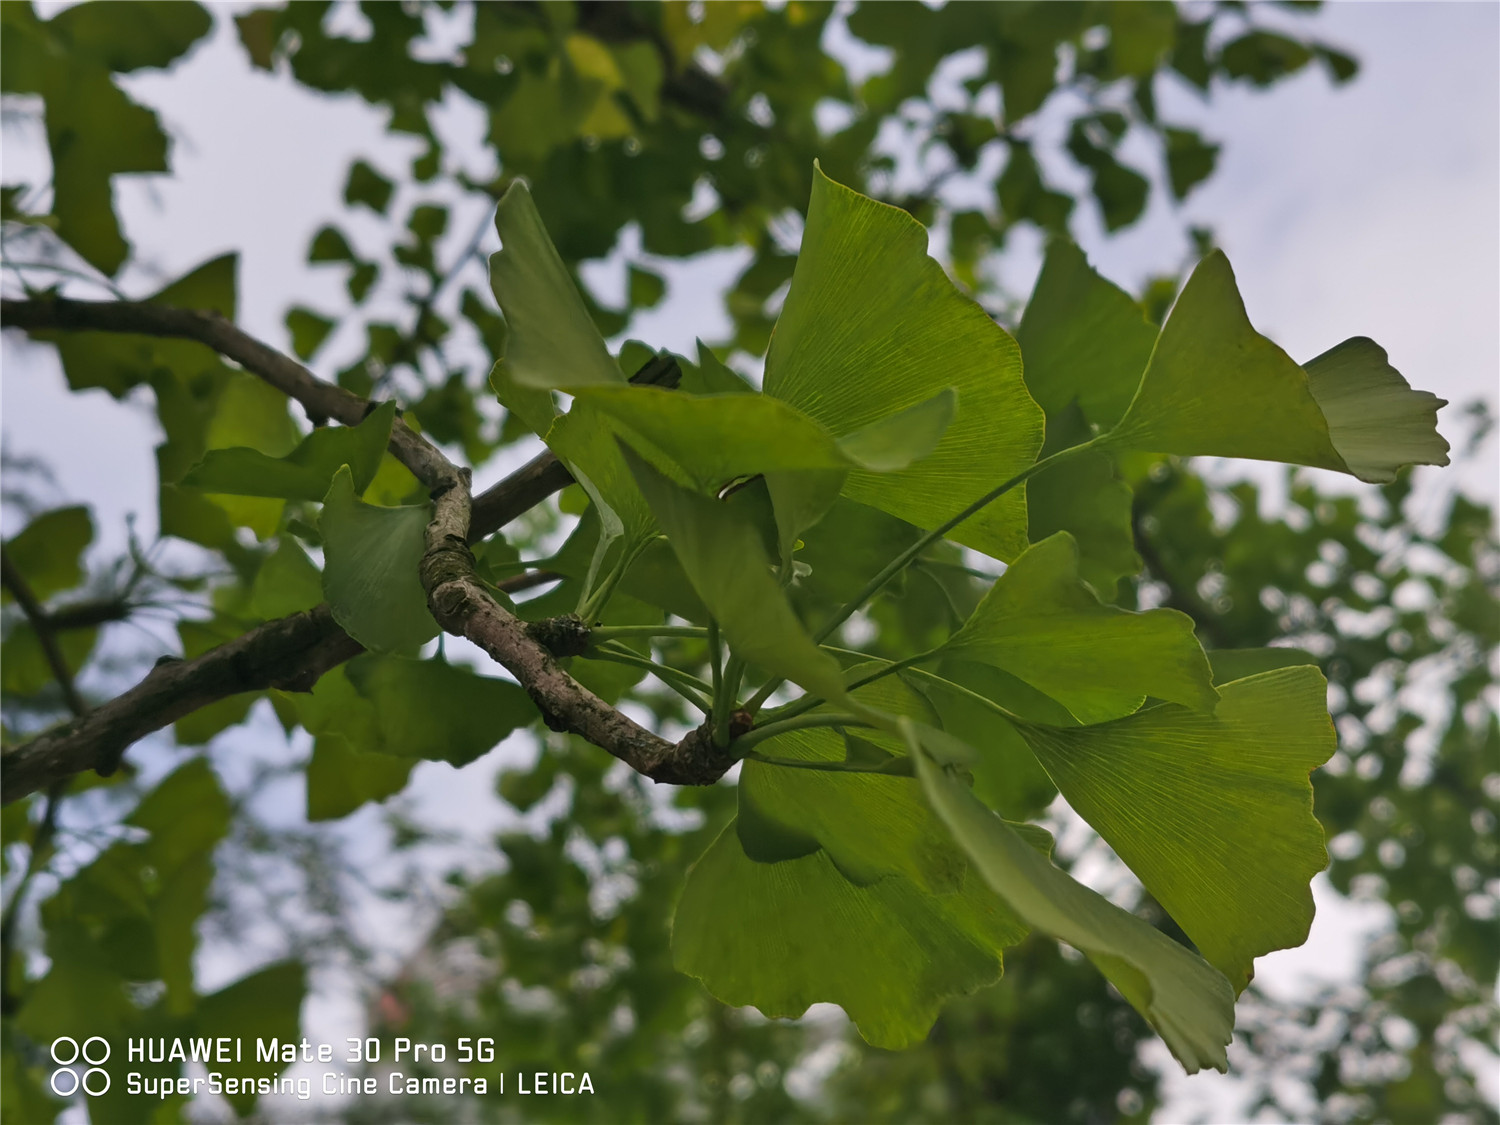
(49, 1037, 110, 1096)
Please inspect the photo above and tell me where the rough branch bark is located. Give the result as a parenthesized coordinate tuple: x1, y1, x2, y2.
(0, 298, 728, 798)
(421, 468, 734, 786)
(0, 296, 670, 545)
(2, 607, 357, 802)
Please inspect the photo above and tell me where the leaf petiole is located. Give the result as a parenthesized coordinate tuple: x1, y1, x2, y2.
(588, 641, 714, 713)
(741, 749, 909, 776)
(587, 624, 708, 642)
(730, 712, 870, 756)
(811, 438, 1102, 644)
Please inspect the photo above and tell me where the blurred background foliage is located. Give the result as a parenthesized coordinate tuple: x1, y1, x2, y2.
(1, 1, 1495, 1122)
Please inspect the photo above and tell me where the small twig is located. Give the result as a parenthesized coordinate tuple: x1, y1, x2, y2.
(0, 544, 90, 1013)
(0, 780, 64, 1014)
(493, 569, 561, 595)
(1, 547, 88, 718)
(1, 297, 451, 489)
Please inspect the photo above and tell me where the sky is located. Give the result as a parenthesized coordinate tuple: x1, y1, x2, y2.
(3, 2, 1498, 1121)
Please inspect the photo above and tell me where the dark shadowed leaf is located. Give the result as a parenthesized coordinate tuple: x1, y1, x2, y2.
(319, 465, 437, 653)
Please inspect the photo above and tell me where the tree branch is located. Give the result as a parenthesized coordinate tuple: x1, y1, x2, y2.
(0, 566, 564, 804)
(0, 295, 676, 546)
(1, 297, 453, 488)
(1, 606, 355, 803)
(0, 299, 717, 796)
(420, 464, 734, 786)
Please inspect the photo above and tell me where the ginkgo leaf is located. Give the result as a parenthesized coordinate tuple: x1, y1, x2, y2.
(183, 400, 396, 501)
(489, 180, 623, 389)
(764, 165, 1043, 562)
(1106, 252, 1448, 483)
(907, 662, 1061, 821)
(738, 675, 965, 894)
(319, 465, 437, 653)
(489, 359, 557, 436)
(1017, 238, 1156, 429)
(2, 505, 93, 604)
(1302, 336, 1451, 483)
(622, 445, 847, 702)
(306, 737, 413, 822)
(575, 384, 954, 490)
(939, 532, 1217, 723)
(343, 655, 537, 766)
(910, 728, 1235, 1075)
(1025, 402, 1140, 598)
(673, 820, 1027, 1049)
(248, 538, 323, 620)
(1012, 667, 1335, 994)
(545, 399, 658, 561)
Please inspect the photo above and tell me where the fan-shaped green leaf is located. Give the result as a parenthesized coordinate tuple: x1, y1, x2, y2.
(183, 400, 396, 501)
(911, 729, 1235, 1074)
(1106, 252, 1448, 483)
(673, 820, 1027, 1049)
(489, 180, 622, 389)
(319, 465, 437, 653)
(739, 676, 964, 893)
(248, 538, 323, 620)
(622, 446, 846, 701)
(906, 663, 1061, 821)
(1017, 239, 1156, 430)
(194, 963, 305, 1115)
(941, 532, 1216, 723)
(575, 385, 955, 492)
(343, 655, 537, 766)
(306, 738, 413, 822)
(1013, 667, 1335, 994)
(2, 505, 93, 604)
(764, 166, 1043, 562)
(1301, 337, 1451, 483)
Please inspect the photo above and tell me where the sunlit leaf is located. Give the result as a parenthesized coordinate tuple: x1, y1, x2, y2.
(1106, 252, 1448, 483)
(940, 532, 1216, 723)
(1014, 668, 1335, 993)
(911, 728, 1235, 1074)
(764, 166, 1043, 562)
